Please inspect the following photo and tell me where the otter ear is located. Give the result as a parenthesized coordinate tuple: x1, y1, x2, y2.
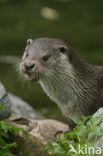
(59, 45, 68, 53)
(27, 39, 33, 45)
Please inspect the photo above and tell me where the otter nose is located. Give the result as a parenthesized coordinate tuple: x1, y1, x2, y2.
(25, 62, 35, 70)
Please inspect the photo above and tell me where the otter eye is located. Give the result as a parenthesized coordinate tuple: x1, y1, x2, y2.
(42, 55, 49, 62)
(59, 46, 67, 53)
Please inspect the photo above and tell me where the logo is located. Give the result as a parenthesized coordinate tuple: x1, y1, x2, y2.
(69, 144, 102, 155)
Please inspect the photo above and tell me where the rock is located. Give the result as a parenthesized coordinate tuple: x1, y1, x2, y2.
(0, 82, 44, 120)
(93, 107, 103, 118)
(9, 108, 103, 156)
(93, 107, 103, 155)
(8, 93, 45, 120)
(0, 83, 12, 119)
(9, 118, 68, 156)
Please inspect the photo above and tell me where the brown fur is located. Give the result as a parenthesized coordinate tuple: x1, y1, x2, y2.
(20, 37, 103, 129)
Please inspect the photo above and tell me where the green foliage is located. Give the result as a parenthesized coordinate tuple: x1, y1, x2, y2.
(0, 104, 5, 111)
(0, 104, 27, 156)
(45, 116, 103, 156)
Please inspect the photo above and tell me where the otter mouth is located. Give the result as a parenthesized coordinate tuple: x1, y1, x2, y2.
(26, 74, 40, 82)
(27, 74, 34, 81)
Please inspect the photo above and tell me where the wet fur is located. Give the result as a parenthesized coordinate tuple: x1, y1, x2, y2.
(20, 37, 103, 129)
(40, 52, 103, 129)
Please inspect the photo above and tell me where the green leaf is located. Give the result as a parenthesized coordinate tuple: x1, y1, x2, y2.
(0, 136, 6, 145)
(0, 119, 27, 156)
(0, 121, 9, 133)
(7, 142, 17, 148)
(52, 142, 59, 147)
(0, 130, 9, 138)
(91, 126, 103, 136)
(66, 131, 76, 139)
(82, 115, 91, 123)
(76, 125, 87, 138)
(0, 104, 5, 111)
(53, 147, 65, 156)
(44, 115, 103, 156)
(87, 116, 102, 127)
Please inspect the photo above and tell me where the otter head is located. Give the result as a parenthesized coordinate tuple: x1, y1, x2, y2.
(19, 37, 70, 81)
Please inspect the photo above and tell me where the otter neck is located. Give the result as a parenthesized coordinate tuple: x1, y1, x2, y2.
(39, 53, 93, 121)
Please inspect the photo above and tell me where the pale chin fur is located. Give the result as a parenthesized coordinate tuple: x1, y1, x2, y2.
(39, 54, 86, 121)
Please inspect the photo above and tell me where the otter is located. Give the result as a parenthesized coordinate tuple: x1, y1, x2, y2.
(19, 37, 103, 130)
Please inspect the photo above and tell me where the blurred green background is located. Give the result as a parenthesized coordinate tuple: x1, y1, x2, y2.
(0, 0, 103, 122)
